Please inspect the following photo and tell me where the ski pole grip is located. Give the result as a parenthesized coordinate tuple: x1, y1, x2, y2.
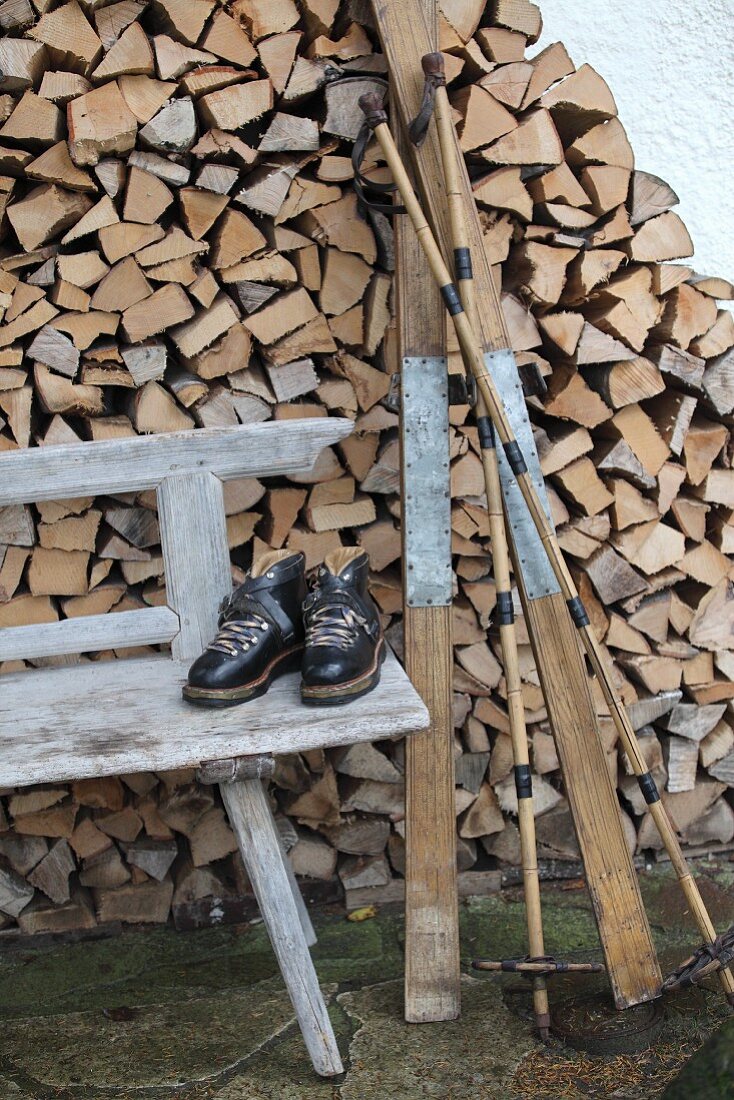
(421, 51, 446, 84)
(359, 92, 388, 130)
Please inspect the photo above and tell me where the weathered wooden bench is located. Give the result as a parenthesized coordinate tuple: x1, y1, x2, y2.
(0, 419, 430, 1077)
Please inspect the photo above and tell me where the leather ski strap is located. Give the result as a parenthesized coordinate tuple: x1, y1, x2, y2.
(352, 89, 406, 215)
(407, 53, 444, 147)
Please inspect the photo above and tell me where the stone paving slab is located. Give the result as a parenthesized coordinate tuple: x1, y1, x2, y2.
(0, 865, 730, 1099)
(338, 976, 540, 1100)
(1, 979, 314, 1091)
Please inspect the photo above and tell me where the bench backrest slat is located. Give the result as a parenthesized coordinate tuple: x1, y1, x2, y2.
(0, 419, 353, 506)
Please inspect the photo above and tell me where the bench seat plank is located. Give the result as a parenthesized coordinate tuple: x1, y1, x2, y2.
(0, 649, 428, 786)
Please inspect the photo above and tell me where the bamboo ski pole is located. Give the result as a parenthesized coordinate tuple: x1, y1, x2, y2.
(356, 89, 734, 1009)
(479, 425, 553, 1037)
(428, 60, 550, 1039)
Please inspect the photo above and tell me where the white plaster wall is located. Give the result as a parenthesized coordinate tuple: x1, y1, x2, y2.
(537, 0, 734, 284)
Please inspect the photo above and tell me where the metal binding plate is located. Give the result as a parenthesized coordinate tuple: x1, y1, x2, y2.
(487, 349, 561, 602)
(401, 356, 452, 607)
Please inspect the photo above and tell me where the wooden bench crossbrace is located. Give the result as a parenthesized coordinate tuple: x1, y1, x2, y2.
(0, 606, 179, 662)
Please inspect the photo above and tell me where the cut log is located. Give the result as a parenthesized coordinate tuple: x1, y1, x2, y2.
(152, 0, 217, 45)
(520, 40, 574, 108)
(566, 117, 634, 170)
(90, 256, 152, 312)
(450, 84, 518, 153)
(68, 81, 137, 165)
(129, 379, 194, 431)
(199, 80, 273, 131)
(0, 90, 64, 147)
(7, 183, 92, 251)
(123, 166, 174, 224)
(0, 866, 34, 917)
(121, 282, 193, 342)
(490, 0, 542, 40)
(169, 296, 239, 358)
(30, 0, 102, 75)
(139, 95, 196, 153)
(582, 544, 647, 605)
(258, 111, 318, 152)
(629, 212, 694, 263)
(28, 545, 89, 595)
(26, 141, 96, 193)
(92, 21, 153, 83)
(703, 348, 734, 417)
(120, 339, 166, 384)
(629, 171, 679, 226)
(542, 371, 611, 435)
(95, 876, 174, 923)
(27, 837, 76, 903)
(0, 39, 48, 95)
(27, 325, 80, 377)
(34, 363, 104, 415)
(480, 107, 562, 166)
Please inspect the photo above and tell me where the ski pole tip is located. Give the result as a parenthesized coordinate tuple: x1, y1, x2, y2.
(421, 51, 445, 78)
(358, 91, 387, 129)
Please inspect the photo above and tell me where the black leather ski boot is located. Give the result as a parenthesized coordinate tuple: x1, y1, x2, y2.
(183, 550, 306, 707)
(301, 548, 385, 705)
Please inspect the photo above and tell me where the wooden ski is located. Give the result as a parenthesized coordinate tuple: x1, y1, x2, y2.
(369, 0, 662, 1008)
(395, 0, 461, 1024)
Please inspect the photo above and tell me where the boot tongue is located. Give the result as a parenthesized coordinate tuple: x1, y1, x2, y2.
(244, 550, 303, 594)
(322, 548, 365, 587)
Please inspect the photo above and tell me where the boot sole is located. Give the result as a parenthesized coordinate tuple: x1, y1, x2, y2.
(300, 638, 386, 707)
(182, 646, 303, 708)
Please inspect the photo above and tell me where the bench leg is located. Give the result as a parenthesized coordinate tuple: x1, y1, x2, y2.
(220, 778, 342, 1077)
(278, 832, 317, 947)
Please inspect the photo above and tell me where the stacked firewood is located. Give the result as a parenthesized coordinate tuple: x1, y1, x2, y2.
(0, 0, 733, 931)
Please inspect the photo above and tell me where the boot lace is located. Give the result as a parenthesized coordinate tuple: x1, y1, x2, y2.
(305, 600, 369, 649)
(207, 596, 270, 656)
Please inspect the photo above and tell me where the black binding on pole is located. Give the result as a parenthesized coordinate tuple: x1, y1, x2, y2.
(567, 596, 590, 629)
(454, 246, 473, 281)
(503, 440, 528, 476)
(495, 591, 514, 626)
(477, 415, 494, 450)
(514, 764, 533, 800)
(637, 771, 661, 805)
(440, 283, 464, 316)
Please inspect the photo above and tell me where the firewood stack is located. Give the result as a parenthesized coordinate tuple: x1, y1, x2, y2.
(0, 0, 733, 932)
